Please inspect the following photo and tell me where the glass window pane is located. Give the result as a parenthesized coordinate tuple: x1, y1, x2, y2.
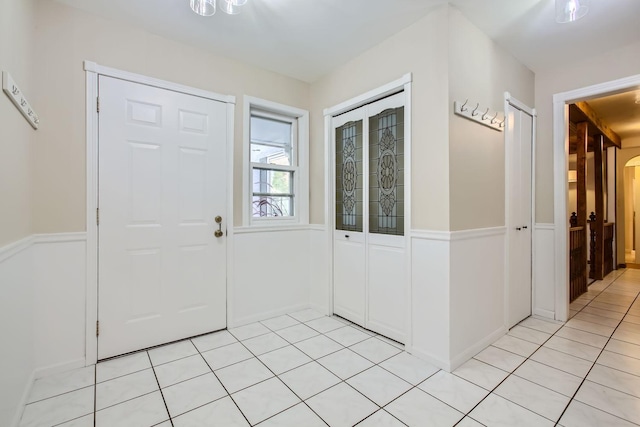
(252, 196, 293, 217)
(250, 115, 292, 166)
(252, 169, 293, 195)
(369, 107, 404, 236)
(335, 120, 363, 232)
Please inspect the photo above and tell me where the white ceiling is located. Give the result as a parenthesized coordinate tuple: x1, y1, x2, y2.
(53, 0, 640, 83)
(53, 0, 640, 138)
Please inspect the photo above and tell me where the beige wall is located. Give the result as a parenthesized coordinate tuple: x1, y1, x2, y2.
(616, 145, 640, 265)
(309, 5, 450, 230)
(447, 9, 534, 231)
(535, 40, 640, 224)
(0, 0, 36, 246)
(31, 0, 310, 232)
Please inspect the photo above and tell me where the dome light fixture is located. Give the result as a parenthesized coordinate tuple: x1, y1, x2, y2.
(556, 0, 589, 23)
(190, 0, 248, 17)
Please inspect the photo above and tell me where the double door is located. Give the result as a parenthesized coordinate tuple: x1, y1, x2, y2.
(332, 93, 407, 343)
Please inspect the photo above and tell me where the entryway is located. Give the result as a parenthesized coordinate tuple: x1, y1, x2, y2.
(95, 73, 231, 359)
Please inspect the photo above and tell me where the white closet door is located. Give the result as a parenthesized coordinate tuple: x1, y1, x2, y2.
(333, 109, 366, 327)
(98, 76, 227, 359)
(366, 93, 406, 343)
(507, 103, 533, 328)
(332, 92, 407, 342)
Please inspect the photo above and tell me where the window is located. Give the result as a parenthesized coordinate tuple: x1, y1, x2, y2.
(244, 97, 309, 225)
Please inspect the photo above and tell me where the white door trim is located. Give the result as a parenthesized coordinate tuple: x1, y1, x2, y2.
(553, 73, 640, 322)
(324, 74, 413, 351)
(503, 92, 536, 329)
(84, 61, 235, 364)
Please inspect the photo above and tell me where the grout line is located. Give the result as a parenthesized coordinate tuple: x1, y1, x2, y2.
(190, 339, 253, 426)
(553, 270, 640, 426)
(146, 352, 174, 427)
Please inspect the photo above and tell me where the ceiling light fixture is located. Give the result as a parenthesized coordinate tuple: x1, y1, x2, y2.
(555, 0, 589, 23)
(190, 0, 248, 17)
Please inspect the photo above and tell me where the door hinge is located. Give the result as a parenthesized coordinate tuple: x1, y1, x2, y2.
(97, 97, 100, 113)
(96, 320, 100, 337)
(96, 208, 100, 226)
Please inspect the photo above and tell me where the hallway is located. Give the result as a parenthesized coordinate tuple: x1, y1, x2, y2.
(18, 269, 640, 426)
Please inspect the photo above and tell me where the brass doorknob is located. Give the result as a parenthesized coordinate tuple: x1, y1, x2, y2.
(214, 216, 223, 238)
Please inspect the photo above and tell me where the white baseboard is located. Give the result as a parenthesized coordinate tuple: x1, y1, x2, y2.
(449, 326, 507, 372)
(228, 303, 309, 329)
(310, 303, 330, 317)
(533, 308, 556, 320)
(33, 358, 87, 380)
(409, 347, 451, 372)
(11, 369, 36, 427)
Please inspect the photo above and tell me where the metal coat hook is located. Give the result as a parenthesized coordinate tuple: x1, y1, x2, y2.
(453, 100, 503, 132)
(499, 117, 506, 128)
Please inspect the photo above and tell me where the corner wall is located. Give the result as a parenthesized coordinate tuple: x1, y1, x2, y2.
(311, 5, 535, 371)
(0, 0, 35, 247)
(0, 235, 86, 426)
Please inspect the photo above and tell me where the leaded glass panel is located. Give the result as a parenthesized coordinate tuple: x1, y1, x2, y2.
(335, 120, 363, 232)
(369, 107, 404, 236)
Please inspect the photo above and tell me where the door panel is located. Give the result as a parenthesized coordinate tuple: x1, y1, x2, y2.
(507, 104, 533, 328)
(98, 76, 227, 359)
(333, 110, 366, 326)
(333, 232, 366, 326)
(368, 245, 406, 342)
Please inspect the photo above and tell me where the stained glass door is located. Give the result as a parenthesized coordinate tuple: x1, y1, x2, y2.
(332, 92, 408, 342)
(333, 109, 366, 326)
(365, 93, 407, 342)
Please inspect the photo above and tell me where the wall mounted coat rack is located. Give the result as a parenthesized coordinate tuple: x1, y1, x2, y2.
(454, 99, 503, 132)
(2, 71, 39, 129)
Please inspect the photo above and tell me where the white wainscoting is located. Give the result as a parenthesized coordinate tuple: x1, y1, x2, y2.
(533, 224, 556, 319)
(309, 226, 330, 315)
(0, 236, 36, 427)
(410, 231, 451, 370)
(229, 226, 313, 327)
(0, 233, 87, 427)
(410, 227, 507, 372)
(449, 227, 507, 371)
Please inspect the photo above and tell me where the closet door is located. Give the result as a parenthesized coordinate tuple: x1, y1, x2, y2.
(506, 103, 533, 328)
(332, 92, 407, 342)
(366, 94, 406, 342)
(333, 109, 366, 327)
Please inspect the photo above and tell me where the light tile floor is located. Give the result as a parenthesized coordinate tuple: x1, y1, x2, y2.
(19, 269, 640, 426)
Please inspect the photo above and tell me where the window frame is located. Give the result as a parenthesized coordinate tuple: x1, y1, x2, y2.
(243, 96, 309, 227)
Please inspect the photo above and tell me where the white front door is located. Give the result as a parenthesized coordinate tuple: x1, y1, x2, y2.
(506, 102, 533, 328)
(98, 76, 228, 359)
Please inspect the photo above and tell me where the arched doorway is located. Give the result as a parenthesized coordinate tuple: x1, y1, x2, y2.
(623, 156, 640, 266)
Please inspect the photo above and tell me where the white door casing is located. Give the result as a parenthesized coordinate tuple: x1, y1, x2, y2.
(505, 96, 535, 328)
(97, 76, 228, 359)
(332, 92, 408, 343)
